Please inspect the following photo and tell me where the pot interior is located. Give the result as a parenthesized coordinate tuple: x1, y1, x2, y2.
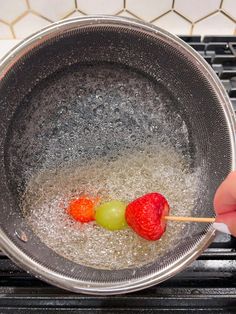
(0, 19, 233, 292)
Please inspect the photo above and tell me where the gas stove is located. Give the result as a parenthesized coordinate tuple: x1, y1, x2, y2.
(0, 35, 236, 313)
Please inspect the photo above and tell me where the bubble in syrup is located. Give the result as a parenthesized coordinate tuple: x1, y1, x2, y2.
(93, 105, 104, 116)
(130, 134, 137, 142)
(58, 106, 68, 115)
(95, 88, 102, 96)
(83, 127, 90, 135)
(97, 96, 103, 102)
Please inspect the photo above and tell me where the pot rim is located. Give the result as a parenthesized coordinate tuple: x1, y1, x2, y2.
(0, 16, 235, 295)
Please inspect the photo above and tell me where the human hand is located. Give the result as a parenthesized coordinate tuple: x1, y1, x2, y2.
(214, 171, 236, 236)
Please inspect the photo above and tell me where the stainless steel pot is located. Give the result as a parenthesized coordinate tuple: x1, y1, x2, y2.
(0, 16, 235, 294)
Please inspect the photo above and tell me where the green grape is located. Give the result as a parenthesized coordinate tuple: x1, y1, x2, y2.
(95, 200, 128, 231)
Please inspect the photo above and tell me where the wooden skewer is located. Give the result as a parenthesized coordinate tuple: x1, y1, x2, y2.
(164, 216, 215, 223)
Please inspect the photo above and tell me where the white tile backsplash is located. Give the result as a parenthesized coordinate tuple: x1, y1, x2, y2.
(29, 0, 75, 21)
(117, 10, 138, 19)
(0, 39, 20, 58)
(175, 0, 221, 22)
(0, 0, 27, 23)
(0, 22, 13, 39)
(76, 0, 123, 15)
(0, 0, 235, 39)
(193, 12, 235, 35)
(65, 11, 85, 19)
(222, 0, 236, 20)
(13, 13, 50, 38)
(153, 11, 191, 35)
(126, 0, 172, 22)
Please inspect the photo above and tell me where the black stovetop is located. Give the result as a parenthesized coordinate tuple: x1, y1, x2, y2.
(1, 35, 236, 314)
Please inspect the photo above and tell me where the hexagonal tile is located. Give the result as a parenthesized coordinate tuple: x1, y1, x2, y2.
(29, 0, 75, 21)
(13, 13, 50, 38)
(126, 0, 172, 21)
(64, 11, 85, 19)
(0, 22, 13, 39)
(76, 0, 123, 15)
(175, 0, 221, 22)
(0, 0, 27, 23)
(117, 10, 139, 19)
(153, 12, 191, 35)
(222, 0, 236, 20)
(193, 12, 235, 35)
(0, 40, 21, 58)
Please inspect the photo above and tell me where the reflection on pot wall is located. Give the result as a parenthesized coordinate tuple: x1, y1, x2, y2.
(0, 0, 235, 39)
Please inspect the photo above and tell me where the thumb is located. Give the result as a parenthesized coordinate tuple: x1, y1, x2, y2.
(214, 171, 236, 214)
(214, 212, 236, 236)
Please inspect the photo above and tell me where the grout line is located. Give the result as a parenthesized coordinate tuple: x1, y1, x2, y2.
(172, 0, 175, 9)
(10, 11, 28, 25)
(61, 9, 80, 20)
(62, 10, 77, 20)
(0, 19, 8, 25)
(115, 9, 124, 16)
(190, 23, 194, 36)
(125, 9, 141, 20)
(194, 10, 218, 23)
(9, 24, 16, 39)
(150, 10, 172, 23)
(123, 0, 126, 10)
(74, 0, 78, 9)
(77, 9, 86, 15)
(25, 0, 30, 9)
(29, 10, 53, 23)
(220, 9, 236, 23)
(220, 0, 224, 9)
(173, 9, 192, 23)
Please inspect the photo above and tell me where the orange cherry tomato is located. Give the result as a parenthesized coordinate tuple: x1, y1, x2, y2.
(67, 195, 100, 223)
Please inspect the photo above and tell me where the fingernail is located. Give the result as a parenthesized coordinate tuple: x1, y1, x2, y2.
(213, 222, 231, 235)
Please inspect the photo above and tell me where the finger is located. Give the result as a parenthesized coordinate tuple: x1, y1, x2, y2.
(215, 211, 236, 237)
(214, 171, 236, 215)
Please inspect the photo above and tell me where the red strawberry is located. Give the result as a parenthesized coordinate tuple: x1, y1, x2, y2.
(125, 193, 170, 241)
